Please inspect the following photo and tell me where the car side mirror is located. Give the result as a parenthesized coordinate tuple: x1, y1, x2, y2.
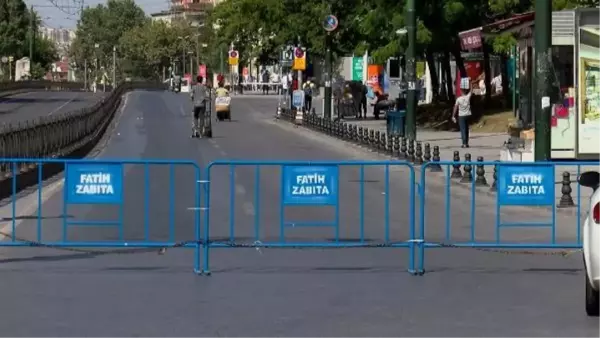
(579, 171, 600, 189)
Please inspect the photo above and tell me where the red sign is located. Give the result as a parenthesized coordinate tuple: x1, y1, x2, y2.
(198, 64, 207, 78)
(229, 50, 238, 58)
(242, 67, 249, 76)
(294, 47, 304, 58)
(459, 29, 483, 50)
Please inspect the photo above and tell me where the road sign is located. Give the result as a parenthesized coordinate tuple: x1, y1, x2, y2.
(228, 50, 239, 65)
(323, 14, 339, 32)
(292, 47, 306, 71)
(282, 165, 339, 205)
(497, 165, 555, 206)
(292, 89, 304, 109)
(65, 163, 123, 204)
(281, 46, 294, 66)
(351, 57, 364, 81)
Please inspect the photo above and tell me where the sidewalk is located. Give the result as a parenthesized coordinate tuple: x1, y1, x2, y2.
(299, 102, 595, 213)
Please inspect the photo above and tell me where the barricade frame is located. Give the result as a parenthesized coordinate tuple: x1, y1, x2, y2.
(417, 160, 600, 275)
(0, 158, 204, 273)
(201, 160, 418, 275)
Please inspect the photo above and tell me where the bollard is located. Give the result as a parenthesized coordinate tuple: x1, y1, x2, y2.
(407, 139, 415, 162)
(460, 153, 473, 183)
(393, 135, 400, 158)
(351, 125, 357, 142)
(358, 127, 364, 144)
(363, 127, 369, 146)
(400, 137, 407, 159)
(423, 143, 431, 164)
(429, 145, 442, 172)
(414, 141, 423, 165)
(475, 156, 488, 186)
(558, 171, 575, 208)
(387, 134, 394, 155)
(451, 151, 462, 179)
(343, 123, 349, 140)
(375, 131, 381, 152)
(490, 160, 499, 191)
(379, 132, 386, 153)
(369, 129, 375, 148)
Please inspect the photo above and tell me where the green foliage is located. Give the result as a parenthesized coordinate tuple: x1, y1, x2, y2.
(70, 0, 147, 73)
(118, 21, 199, 79)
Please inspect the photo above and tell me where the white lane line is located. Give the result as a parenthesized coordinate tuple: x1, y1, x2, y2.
(47, 95, 78, 115)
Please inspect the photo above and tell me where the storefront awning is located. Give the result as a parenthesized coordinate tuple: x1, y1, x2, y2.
(459, 11, 535, 50)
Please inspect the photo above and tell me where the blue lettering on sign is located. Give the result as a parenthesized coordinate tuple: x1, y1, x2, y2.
(66, 163, 123, 204)
(292, 90, 304, 109)
(498, 165, 555, 206)
(282, 165, 338, 205)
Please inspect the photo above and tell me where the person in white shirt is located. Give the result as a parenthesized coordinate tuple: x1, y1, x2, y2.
(281, 73, 289, 96)
(271, 73, 280, 94)
(490, 75, 502, 94)
(452, 82, 474, 148)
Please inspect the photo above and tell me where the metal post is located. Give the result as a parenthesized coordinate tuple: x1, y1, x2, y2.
(29, 5, 34, 67)
(533, 0, 552, 161)
(182, 48, 185, 75)
(405, 0, 417, 141)
(190, 55, 193, 79)
(511, 45, 517, 118)
(220, 46, 224, 74)
(84, 59, 87, 90)
(112, 46, 116, 86)
(324, 33, 332, 119)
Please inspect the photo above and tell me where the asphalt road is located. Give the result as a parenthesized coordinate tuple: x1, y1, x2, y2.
(0, 90, 107, 125)
(0, 91, 596, 336)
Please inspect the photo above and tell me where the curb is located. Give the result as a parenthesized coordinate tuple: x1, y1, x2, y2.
(276, 110, 590, 217)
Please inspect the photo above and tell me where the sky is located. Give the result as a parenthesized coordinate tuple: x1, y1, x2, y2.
(25, 0, 170, 29)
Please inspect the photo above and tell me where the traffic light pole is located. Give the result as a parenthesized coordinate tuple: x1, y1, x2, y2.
(324, 33, 332, 119)
(533, 0, 552, 161)
(405, 0, 417, 141)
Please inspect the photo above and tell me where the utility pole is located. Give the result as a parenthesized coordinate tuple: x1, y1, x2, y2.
(182, 48, 186, 75)
(533, 0, 552, 161)
(297, 36, 302, 92)
(29, 5, 34, 67)
(84, 59, 87, 90)
(324, 33, 332, 119)
(405, 0, 417, 141)
(220, 46, 224, 74)
(112, 46, 116, 86)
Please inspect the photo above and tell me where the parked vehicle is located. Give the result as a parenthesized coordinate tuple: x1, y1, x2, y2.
(580, 170, 600, 316)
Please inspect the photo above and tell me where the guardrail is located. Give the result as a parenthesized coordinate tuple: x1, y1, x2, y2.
(0, 81, 166, 201)
(0, 80, 89, 93)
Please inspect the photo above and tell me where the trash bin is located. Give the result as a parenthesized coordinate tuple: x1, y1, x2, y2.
(386, 110, 406, 137)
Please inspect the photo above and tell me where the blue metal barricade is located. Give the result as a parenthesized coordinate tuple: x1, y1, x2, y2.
(0, 158, 203, 272)
(417, 160, 600, 275)
(201, 160, 418, 275)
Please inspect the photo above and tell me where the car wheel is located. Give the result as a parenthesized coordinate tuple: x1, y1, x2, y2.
(586, 272, 599, 316)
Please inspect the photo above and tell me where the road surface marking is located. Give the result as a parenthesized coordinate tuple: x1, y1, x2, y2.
(47, 95, 78, 115)
(242, 201, 256, 216)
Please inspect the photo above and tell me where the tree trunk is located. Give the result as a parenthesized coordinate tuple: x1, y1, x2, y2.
(425, 51, 439, 102)
(451, 43, 467, 78)
(442, 51, 455, 102)
(482, 43, 492, 106)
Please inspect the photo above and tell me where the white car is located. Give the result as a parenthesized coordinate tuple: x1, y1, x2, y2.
(580, 171, 600, 316)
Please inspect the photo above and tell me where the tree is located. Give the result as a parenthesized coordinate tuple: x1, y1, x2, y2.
(0, 0, 29, 58)
(118, 20, 199, 80)
(70, 0, 147, 76)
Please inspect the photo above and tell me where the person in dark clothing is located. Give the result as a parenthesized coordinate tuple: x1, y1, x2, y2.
(360, 83, 368, 119)
(261, 70, 270, 94)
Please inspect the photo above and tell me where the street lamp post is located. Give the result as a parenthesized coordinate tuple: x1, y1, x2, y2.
(178, 35, 190, 75)
(405, 0, 417, 142)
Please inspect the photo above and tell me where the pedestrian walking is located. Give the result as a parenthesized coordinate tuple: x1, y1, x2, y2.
(452, 78, 474, 148)
(302, 78, 315, 112)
